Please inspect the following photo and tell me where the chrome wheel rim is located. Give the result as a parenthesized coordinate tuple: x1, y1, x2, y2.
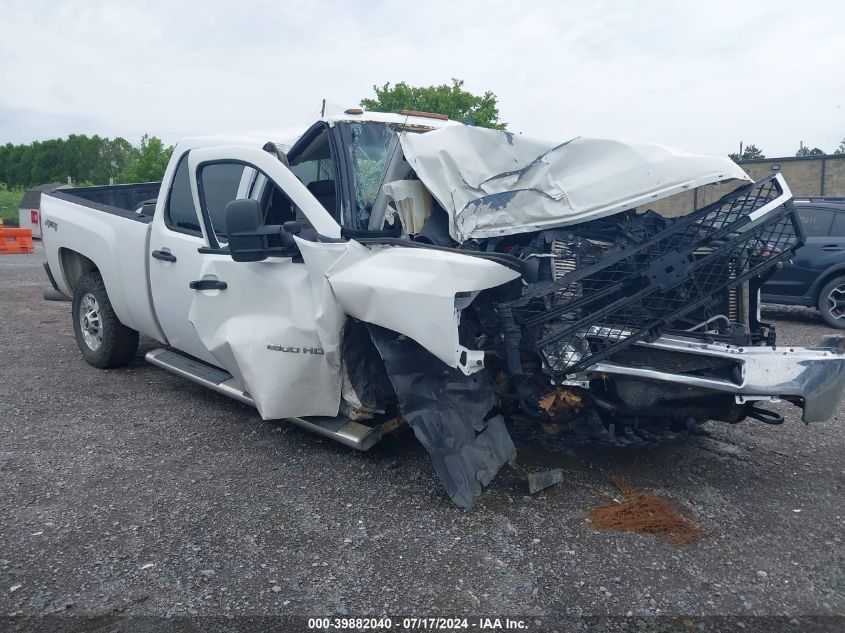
(827, 285, 845, 321)
(79, 293, 103, 350)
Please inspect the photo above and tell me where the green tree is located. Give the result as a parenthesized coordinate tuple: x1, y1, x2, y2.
(796, 144, 825, 157)
(0, 134, 148, 188)
(116, 135, 173, 183)
(360, 79, 505, 129)
(99, 137, 134, 183)
(63, 134, 102, 184)
(741, 144, 764, 159)
(31, 138, 66, 184)
(729, 144, 765, 161)
(833, 137, 845, 155)
(0, 143, 32, 188)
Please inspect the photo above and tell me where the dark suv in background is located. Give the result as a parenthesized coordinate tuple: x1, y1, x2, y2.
(763, 197, 845, 328)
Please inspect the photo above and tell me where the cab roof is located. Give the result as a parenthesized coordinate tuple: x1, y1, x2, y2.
(176, 110, 459, 156)
(323, 110, 459, 130)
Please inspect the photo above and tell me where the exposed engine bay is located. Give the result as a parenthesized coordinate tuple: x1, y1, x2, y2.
(320, 122, 827, 509)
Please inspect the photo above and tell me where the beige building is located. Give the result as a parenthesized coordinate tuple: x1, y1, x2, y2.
(648, 154, 845, 216)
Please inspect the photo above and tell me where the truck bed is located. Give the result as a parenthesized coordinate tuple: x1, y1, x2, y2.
(47, 182, 161, 222)
(41, 182, 165, 343)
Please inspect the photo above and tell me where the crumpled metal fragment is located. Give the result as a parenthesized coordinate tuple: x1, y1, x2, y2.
(528, 468, 564, 494)
(367, 325, 515, 509)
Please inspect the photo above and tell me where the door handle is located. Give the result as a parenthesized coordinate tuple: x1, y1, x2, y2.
(822, 245, 843, 252)
(152, 249, 177, 262)
(189, 279, 228, 291)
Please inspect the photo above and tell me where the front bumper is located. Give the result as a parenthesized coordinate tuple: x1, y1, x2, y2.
(587, 334, 845, 422)
(496, 173, 802, 378)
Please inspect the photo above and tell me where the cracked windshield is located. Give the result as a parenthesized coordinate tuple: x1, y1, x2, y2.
(347, 122, 397, 227)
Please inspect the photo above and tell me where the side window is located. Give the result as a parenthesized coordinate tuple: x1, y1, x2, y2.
(287, 127, 337, 219)
(797, 207, 835, 237)
(164, 153, 202, 234)
(829, 211, 845, 237)
(288, 130, 335, 187)
(198, 163, 247, 241)
(198, 161, 298, 244)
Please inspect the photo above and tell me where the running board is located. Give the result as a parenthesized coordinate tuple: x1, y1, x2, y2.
(145, 347, 253, 405)
(144, 348, 382, 451)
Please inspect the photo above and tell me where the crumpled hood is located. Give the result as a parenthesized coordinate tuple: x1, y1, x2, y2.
(399, 126, 752, 243)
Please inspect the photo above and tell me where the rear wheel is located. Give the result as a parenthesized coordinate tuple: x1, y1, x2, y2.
(72, 272, 139, 368)
(818, 275, 845, 329)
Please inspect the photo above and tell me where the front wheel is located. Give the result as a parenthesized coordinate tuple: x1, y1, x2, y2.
(818, 275, 845, 330)
(72, 272, 139, 368)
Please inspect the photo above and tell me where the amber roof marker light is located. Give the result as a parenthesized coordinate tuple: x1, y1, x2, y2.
(344, 108, 364, 115)
(397, 109, 449, 121)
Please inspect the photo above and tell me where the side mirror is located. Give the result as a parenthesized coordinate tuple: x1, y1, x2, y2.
(225, 199, 301, 262)
(226, 199, 266, 262)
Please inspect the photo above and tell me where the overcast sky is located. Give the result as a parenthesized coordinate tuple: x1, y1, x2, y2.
(1, 0, 843, 157)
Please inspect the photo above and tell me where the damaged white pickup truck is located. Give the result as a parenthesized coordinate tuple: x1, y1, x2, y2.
(41, 110, 845, 508)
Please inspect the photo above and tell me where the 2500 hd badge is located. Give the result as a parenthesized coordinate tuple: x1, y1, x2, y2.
(267, 344, 325, 355)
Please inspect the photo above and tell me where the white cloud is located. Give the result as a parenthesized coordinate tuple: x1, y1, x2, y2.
(1, 0, 843, 156)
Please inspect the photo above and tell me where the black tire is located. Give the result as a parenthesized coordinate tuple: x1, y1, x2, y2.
(72, 271, 139, 368)
(818, 275, 845, 330)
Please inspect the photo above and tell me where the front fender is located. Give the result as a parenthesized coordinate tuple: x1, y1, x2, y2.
(304, 240, 520, 372)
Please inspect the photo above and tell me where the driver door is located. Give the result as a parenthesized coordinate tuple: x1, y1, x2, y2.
(185, 146, 343, 420)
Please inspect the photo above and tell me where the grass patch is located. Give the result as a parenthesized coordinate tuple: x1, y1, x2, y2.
(0, 186, 24, 225)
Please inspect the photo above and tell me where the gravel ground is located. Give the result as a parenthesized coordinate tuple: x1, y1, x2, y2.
(1, 244, 843, 629)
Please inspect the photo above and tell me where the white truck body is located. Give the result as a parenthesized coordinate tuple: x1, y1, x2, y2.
(40, 111, 845, 508)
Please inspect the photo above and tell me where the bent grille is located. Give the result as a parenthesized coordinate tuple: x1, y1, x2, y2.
(497, 174, 802, 378)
